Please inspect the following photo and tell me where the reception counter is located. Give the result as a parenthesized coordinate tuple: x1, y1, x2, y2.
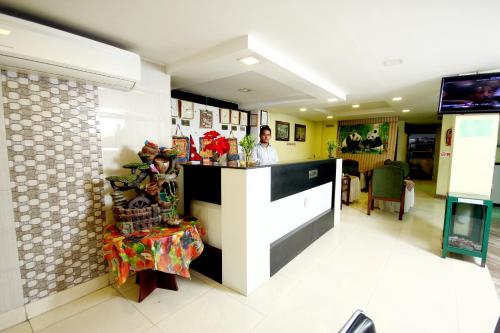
(181, 158, 342, 295)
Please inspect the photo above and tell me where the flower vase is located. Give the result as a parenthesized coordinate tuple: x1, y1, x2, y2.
(211, 152, 220, 165)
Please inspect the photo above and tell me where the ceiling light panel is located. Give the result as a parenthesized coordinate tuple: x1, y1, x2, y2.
(352, 104, 360, 108)
(238, 56, 259, 65)
(392, 97, 402, 101)
(299, 108, 307, 111)
(402, 109, 410, 113)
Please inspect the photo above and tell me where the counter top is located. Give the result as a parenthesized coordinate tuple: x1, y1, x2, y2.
(180, 158, 338, 170)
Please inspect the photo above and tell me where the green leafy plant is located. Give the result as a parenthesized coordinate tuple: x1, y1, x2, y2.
(327, 140, 338, 158)
(239, 135, 256, 164)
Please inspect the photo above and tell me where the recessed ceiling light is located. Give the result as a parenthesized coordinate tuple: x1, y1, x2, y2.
(299, 108, 307, 112)
(327, 116, 333, 119)
(0, 28, 11, 36)
(352, 104, 360, 108)
(327, 98, 338, 102)
(383, 58, 403, 67)
(392, 97, 403, 101)
(238, 56, 259, 65)
(238, 88, 252, 93)
(402, 109, 410, 113)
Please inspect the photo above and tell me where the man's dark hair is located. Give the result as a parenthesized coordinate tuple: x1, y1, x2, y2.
(260, 125, 272, 135)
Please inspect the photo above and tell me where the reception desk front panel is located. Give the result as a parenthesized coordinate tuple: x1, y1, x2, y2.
(182, 159, 342, 295)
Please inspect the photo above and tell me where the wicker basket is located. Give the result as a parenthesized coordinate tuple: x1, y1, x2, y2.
(113, 204, 168, 234)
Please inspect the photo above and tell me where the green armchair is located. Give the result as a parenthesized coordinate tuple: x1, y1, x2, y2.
(384, 160, 410, 178)
(367, 165, 406, 220)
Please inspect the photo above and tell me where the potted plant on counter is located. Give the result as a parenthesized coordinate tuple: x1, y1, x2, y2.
(239, 135, 256, 167)
(327, 140, 338, 158)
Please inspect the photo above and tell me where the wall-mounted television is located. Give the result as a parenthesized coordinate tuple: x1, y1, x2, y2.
(438, 72, 500, 114)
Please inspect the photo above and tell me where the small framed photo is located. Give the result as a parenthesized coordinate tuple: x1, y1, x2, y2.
(221, 124, 228, 130)
(275, 121, 290, 141)
(181, 100, 194, 119)
(181, 119, 190, 126)
(171, 118, 176, 125)
(199, 109, 213, 128)
(250, 114, 258, 127)
(260, 110, 268, 125)
(171, 99, 180, 117)
(240, 126, 246, 131)
(294, 124, 306, 142)
(220, 108, 230, 124)
(231, 125, 238, 131)
(231, 110, 240, 125)
(240, 112, 248, 126)
(199, 138, 213, 158)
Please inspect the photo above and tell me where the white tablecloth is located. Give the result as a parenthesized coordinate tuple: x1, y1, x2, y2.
(342, 176, 361, 203)
(373, 182, 415, 213)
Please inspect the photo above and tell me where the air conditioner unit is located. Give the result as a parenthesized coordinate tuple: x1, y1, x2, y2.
(0, 14, 141, 90)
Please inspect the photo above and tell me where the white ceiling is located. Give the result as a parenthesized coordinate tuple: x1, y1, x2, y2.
(1, 0, 500, 122)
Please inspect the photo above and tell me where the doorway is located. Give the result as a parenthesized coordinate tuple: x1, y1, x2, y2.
(407, 133, 436, 179)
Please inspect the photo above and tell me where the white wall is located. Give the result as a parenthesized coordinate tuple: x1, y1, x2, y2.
(396, 121, 407, 161)
(171, 99, 248, 156)
(449, 114, 499, 197)
(0, 78, 25, 325)
(98, 61, 171, 223)
(436, 115, 456, 196)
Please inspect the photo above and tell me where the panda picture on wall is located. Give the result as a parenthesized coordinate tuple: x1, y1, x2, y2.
(341, 131, 362, 153)
(339, 122, 389, 154)
(362, 125, 384, 152)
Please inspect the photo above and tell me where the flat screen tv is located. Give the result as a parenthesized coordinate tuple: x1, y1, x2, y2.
(438, 72, 500, 114)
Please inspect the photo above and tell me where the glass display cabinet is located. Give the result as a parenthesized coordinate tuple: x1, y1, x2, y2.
(442, 193, 493, 267)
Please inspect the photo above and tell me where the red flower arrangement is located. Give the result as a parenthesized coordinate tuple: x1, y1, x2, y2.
(202, 130, 230, 156)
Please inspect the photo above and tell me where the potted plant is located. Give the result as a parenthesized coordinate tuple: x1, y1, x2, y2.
(327, 140, 338, 158)
(201, 130, 230, 164)
(239, 135, 256, 167)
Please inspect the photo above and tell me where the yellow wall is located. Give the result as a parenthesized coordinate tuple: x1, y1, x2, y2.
(267, 112, 324, 161)
(320, 120, 339, 158)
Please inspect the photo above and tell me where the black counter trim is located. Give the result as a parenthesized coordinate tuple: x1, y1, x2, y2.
(190, 243, 222, 283)
(183, 165, 221, 215)
(270, 159, 336, 202)
(270, 209, 334, 276)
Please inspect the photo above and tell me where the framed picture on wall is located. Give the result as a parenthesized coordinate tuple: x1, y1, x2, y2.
(199, 138, 213, 158)
(181, 119, 190, 126)
(171, 99, 180, 117)
(220, 108, 230, 124)
(199, 110, 213, 128)
(260, 110, 269, 125)
(250, 114, 258, 127)
(275, 121, 290, 141)
(294, 124, 306, 142)
(231, 110, 240, 125)
(240, 112, 248, 126)
(180, 100, 194, 119)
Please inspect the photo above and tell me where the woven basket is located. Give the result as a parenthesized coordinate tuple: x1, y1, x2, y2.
(113, 204, 167, 234)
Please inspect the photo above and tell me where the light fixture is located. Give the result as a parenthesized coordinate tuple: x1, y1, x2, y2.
(238, 88, 252, 93)
(392, 97, 403, 101)
(238, 56, 259, 65)
(383, 58, 403, 67)
(402, 109, 410, 113)
(327, 116, 333, 119)
(327, 98, 338, 102)
(352, 104, 360, 108)
(0, 28, 11, 36)
(299, 108, 307, 112)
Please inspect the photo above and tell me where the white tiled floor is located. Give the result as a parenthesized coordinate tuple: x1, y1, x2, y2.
(3, 181, 499, 333)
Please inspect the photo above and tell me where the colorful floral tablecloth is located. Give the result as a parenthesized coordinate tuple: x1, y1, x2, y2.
(103, 220, 204, 286)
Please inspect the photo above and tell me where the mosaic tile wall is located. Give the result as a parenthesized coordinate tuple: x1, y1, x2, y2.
(2, 70, 106, 303)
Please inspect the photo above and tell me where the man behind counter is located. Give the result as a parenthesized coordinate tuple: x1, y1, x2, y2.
(252, 125, 279, 165)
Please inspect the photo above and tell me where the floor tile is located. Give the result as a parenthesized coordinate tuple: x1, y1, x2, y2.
(121, 275, 212, 324)
(36, 297, 152, 333)
(156, 288, 264, 333)
(0, 322, 32, 333)
(29, 286, 118, 331)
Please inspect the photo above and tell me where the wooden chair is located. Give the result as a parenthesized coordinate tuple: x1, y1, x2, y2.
(367, 165, 406, 220)
(342, 159, 360, 177)
(341, 175, 351, 206)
